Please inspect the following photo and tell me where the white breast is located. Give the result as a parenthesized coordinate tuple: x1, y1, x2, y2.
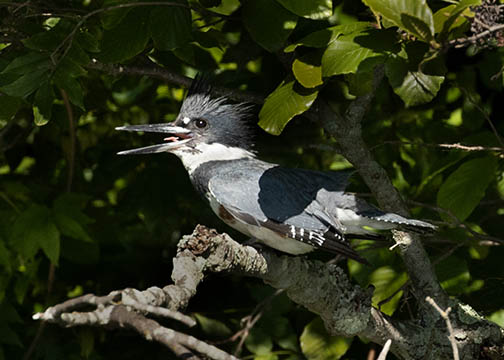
(206, 193, 315, 255)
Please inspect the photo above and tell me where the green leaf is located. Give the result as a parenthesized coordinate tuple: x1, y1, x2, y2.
(0, 240, 11, 273)
(292, 52, 323, 88)
(362, 0, 434, 41)
(437, 157, 497, 222)
(285, 22, 371, 52)
(54, 75, 84, 110)
(401, 13, 433, 42)
(242, 0, 298, 52)
(173, 44, 218, 70)
(258, 80, 318, 135)
(79, 328, 95, 358)
(199, 0, 221, 7)
(193, 313, 232, 337)
(488, 309, 504, 328)
(53, 193, 94, 225)
(54, 212, 93, 243)
(275, 0, 332, 20)
(0, 95, 22, 121)
(433, 0, 479, 37)
(300, 318, 352, 360)
(9, 205, 60, 265)
(77, 31, 101, 53)
(346, 70, 374, 96)
(321, 32, 382, 76)
(0, 323, 22, 346)
(369, 266, 408, 315)
(33, 81, 55, 126)
(99, 7, 150, 63)
(435, 256, 470, 295)
(149, 2, 192, 51)
(385, 55, 444, 107)
(1, 52, 49, 75)
(245, 326, 273, 355)
(101, 0, 135, 30)
(0, 301, 22, 323)
(0, 69, 48, 98)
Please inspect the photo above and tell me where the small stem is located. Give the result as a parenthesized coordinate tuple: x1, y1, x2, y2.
(60, 89, 75, 193)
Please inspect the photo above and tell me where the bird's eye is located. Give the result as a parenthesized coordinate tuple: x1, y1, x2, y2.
(194, 118, 207, 129)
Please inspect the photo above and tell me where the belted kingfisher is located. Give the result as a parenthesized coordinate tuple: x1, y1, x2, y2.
(117, 78, 435, 263)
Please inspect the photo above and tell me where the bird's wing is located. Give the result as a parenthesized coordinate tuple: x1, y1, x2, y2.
(207, 164, 367, 263)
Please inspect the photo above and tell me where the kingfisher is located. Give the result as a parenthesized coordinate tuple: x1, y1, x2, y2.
(117, 78, 435, 263)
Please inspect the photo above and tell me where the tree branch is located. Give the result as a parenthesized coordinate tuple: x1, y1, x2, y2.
(86, 59, 265, 104)
(316, 66, 447, 311)
(34, 225, 504, 359)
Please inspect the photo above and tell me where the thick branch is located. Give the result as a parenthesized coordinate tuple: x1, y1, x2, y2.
(34, 225, 504, 359)
(176, 226, 503, 360)
(317, 66, 447, 310)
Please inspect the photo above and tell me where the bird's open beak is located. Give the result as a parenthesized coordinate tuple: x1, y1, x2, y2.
(116, 124, 193, 155)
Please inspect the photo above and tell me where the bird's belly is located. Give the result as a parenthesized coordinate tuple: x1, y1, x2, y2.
(234, 221, 315, 255)
(207, 195, 315, 255)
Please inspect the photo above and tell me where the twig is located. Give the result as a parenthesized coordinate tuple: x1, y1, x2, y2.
(426, 297, 459, 360)
(0, 192, 21, 213)
(121, 296, 196, 327)
(86, 60, 265, 104)
(33, 287, 233, 360)
(372, 141, 504, 154)
(377, 339, 392, 360)
(407, 200, 504, 245)
(111, 306, 236, 360)
(60, 89, 75, 193)
(232, 289, 284, 356)
(459, 86, 504, 148)
(448, 23, 504, 48)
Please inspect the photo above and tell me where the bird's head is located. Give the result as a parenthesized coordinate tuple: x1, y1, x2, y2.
(116, 78, 254, 160)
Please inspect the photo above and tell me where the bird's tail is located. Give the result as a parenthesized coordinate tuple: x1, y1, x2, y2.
(396, 218, 437, 234)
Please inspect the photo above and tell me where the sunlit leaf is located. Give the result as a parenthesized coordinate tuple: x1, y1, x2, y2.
(433, 0, 479, 39)
(245, 326, 273, 355)
(369, 266, 408, 316)
(285, 22, 371, 52)
(488, 309, 504, 328)
(258, 80, 318, 135)
(321, 29, 396, 76)
(292, 53, 323, 88)
(300, 318, 352, 360)
(193, 313, 232, 337)
(275, 0, 332, 20)
(385, 54, 444, 107)
(33, 81, 55, 126)
(435, 256, 470, 295)
(362, 0, 434, 41)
